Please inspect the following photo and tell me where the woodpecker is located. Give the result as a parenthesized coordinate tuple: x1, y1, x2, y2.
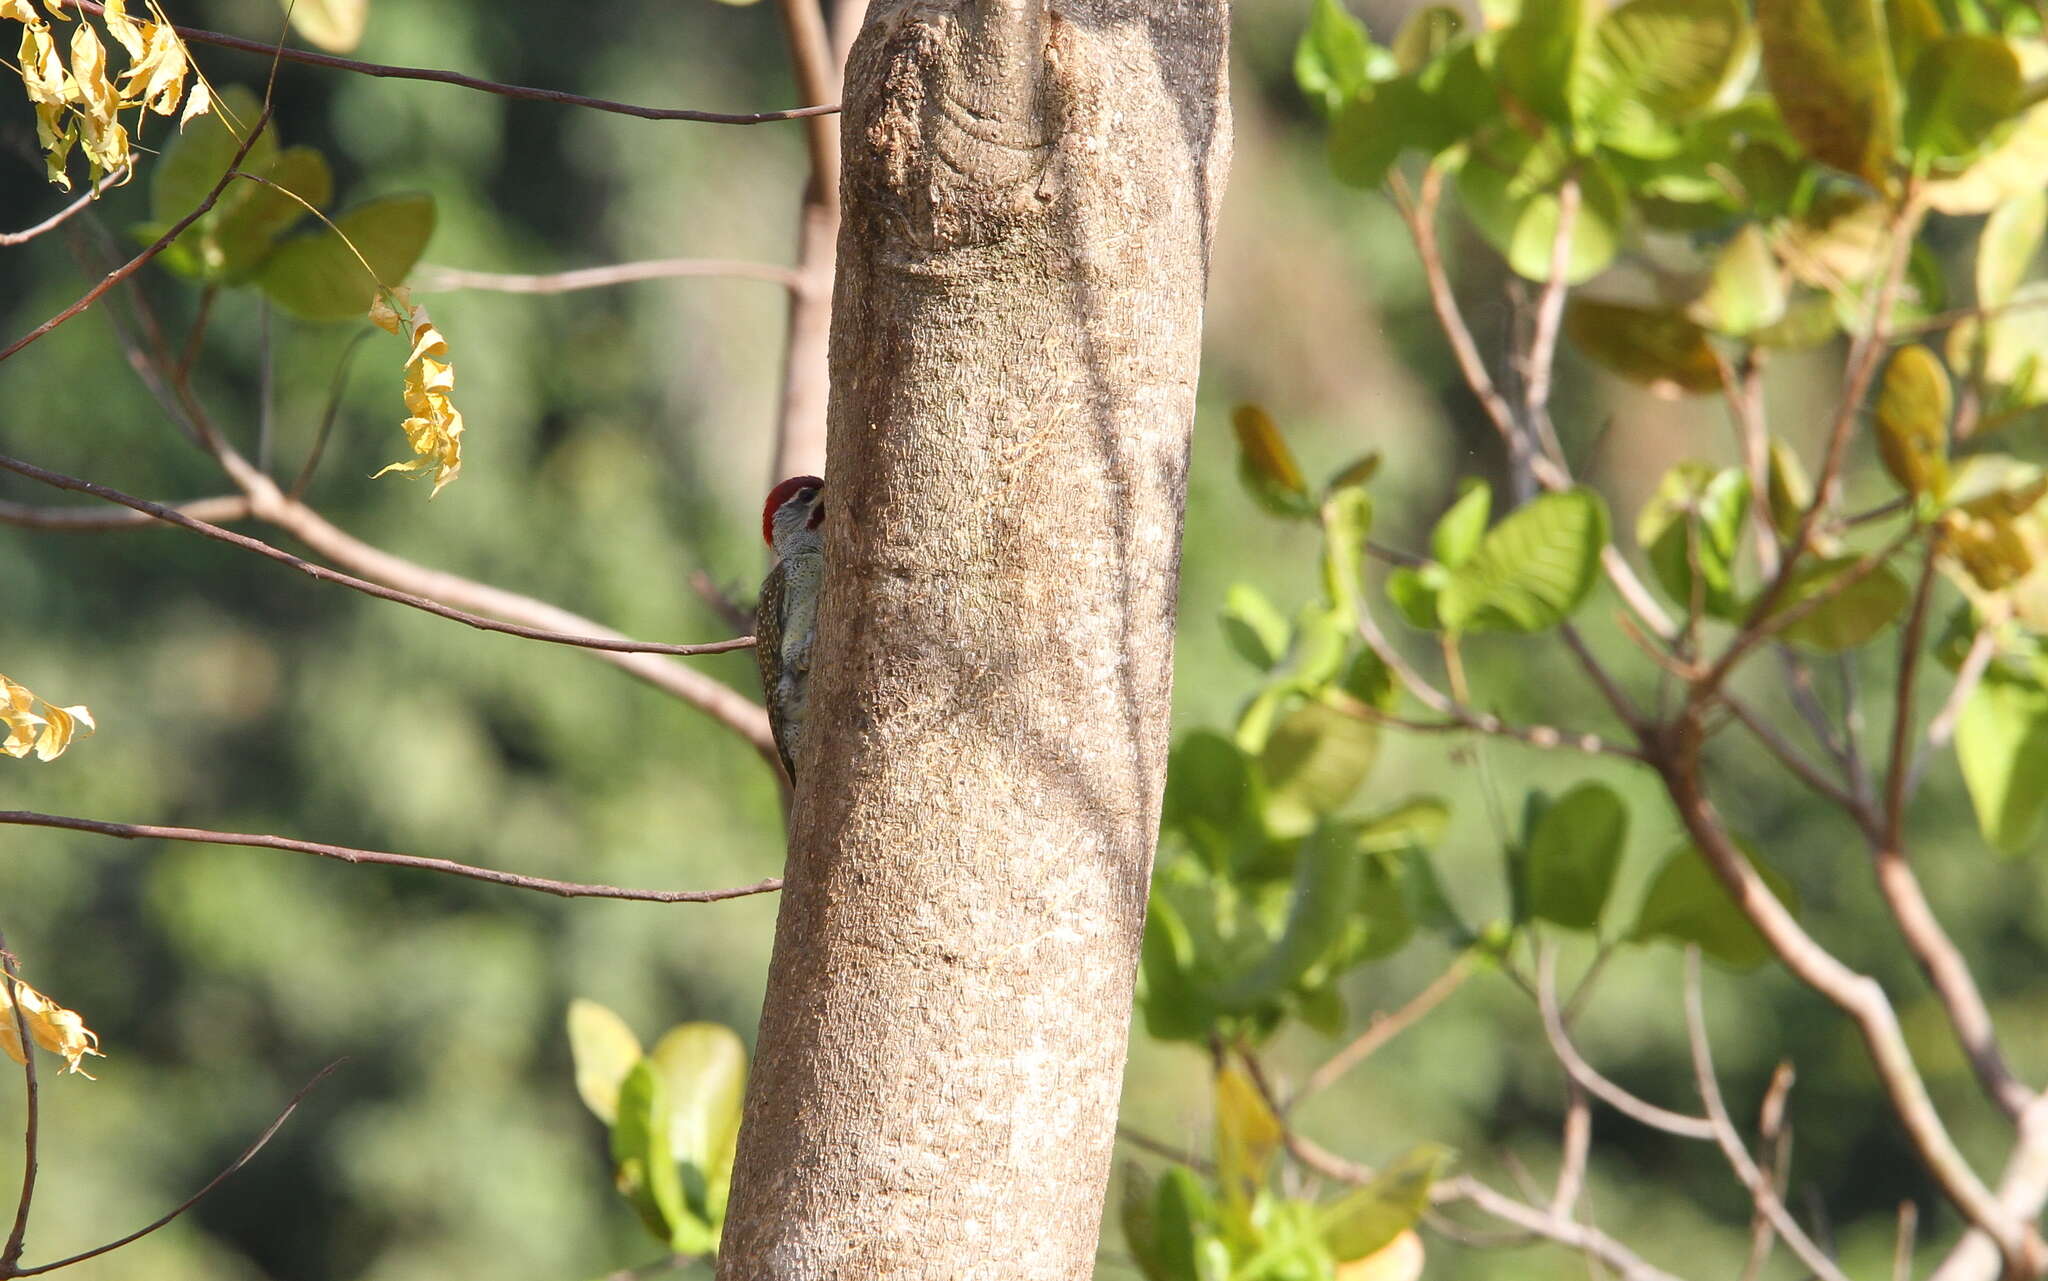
(755, 475, 825, 782)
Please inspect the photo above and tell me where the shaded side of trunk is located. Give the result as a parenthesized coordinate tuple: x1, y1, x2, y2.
(718, 0, 1230, 1276)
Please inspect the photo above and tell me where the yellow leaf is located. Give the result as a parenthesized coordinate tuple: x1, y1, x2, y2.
(1215, 1063, 1282, 1212)
(0, 973, 104, 1078)
(67, 18, 128, 177)
(0, 0, 41, 23)
(372, 305, 464, 497)
(1335, 1229, 1424, 1281)
(123, 17, 190, 117)
(178, 71, 209, 127)
(0, 673, 94, 761)
(98, 0, 144, 60)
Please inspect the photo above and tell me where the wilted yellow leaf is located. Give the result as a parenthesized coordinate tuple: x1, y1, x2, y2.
(1335, 1229, 1424, 1281)
(1, 672, 95, 761)
(0, 972, 104, 1078)
(5, 0, 208, 186)
(371, 299, 464, 497)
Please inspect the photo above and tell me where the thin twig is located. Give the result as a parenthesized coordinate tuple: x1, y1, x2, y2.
(1896, 1201, 1919, 1281)
(0, 106, 274, 364)
(9, 1061, 345, 1276)
(0, 495, 252, 531)
(415, 260, 802, 294)
(1738, 1062, 1797, 1281)
(0, 928, 39, 1272)
(1436, 1173, 1688, 1281)
(1684, 950, 1852, 1281)
(1535, 946, 1716, 1141)
(1295, 957, 1471, 1105)
(1518, 175, 1579, 499)
(0, 161, 133, 246)
(0, 455, 754, 658)
(1721, 694, 1865, 815)
(286, 329, 372, 501)
(54, 0, 840, 125)
(1551, 1082, 1591, 1218)
(0, 811, 782, 904)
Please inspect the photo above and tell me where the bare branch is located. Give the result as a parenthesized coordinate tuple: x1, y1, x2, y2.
(1517, 175, 1578, 497)
(0, 161, 133, 246)
(1720, 694, 1865, 815)
(8, 1061, 343, 1276)
(1684, 950, 1851, 1281)
(1551, 1082, 1591, 1219)
(54, 0, 840, 125)
(0, 929, 39, 1273)
(0, 455, 753, 658)
(1535, 946, 1715, 1141)
(0, 106, 274, 365)
(1932, 1095, 2048, 1281)
(1738, 1062, 1797, 1281)
(416, 260, 802, 294)
(1896, 1202, 1919, 1281)
(1436, 1174, 1688, 1281)
(1296, 957, 1470, 1106)
(0, 811, 782, 904)
(0, 495, 252, 531)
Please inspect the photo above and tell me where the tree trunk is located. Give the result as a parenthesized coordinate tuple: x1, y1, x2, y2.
(717, 0, 1230, 1275)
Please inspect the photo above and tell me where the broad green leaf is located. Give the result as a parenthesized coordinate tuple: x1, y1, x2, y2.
(1756, 0, 1900, 186)
(1875, 345, 1953, 497)
(1767, 438, 1816, 538)
(1631, 843, 1800, 968)
(1903, 34, 2023, 165)
(1216, 823, 1367, 1008)
(1353, 797, 1451, 853)
(1154, 1169, 1226, 1281)
(257, 194, 436, 321)
(1323, 488, 1375, 622)
(1886, 0, 1947, 78)
(1978, 189, 2047, 308)
(1385, 564, 1446, 631)
(1140, 893, 1220, 1042)
(1393, 5, 1465, 72)
(282, 0, 367, 52)
(1689, 225, 1788, 335)
(1563, 298, 1722, 394)
(1576, 0, 1752, 152)
(611, 1059, 693, 1246)
(1223, 584, 1293, 672)
(1926, 38, 2048, 212)
(1164, 732, 1254, 868)
(1773, 556, 1912, 650)
(648, 1023, 747, 1229)
(150, 85, 276, 226)
(1216, 1064, 1283, 1213)
(1287, 604, 1354, 690)
(1121, 1163, 1169, 1281)
(1495, 0, 1588, 127)
(1957, 670, 2048, 852)
(1297, 0, 1386, 116)
(210, 146, 333, 282)
(1330, 75, 1432, 189)
(1232, 405, 1315, 518)
(1456, 135, 1626, 283)
(1637, 463, 1751, 618)
(1521, 780, 1630, 931)
(1342, 647, 1397, 711)
(566, 998, 643, 1125)
(1752, 293, 1845, 349)
(1346, 852, 1418, 964)
(1431, 479, 1492, 569)
(1260, 701, 1378, 838)
(1439, 488, 1611, 633)
(1320, 1144, 1453, 1261)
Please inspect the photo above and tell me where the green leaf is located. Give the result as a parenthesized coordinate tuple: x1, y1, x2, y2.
(567, 999, 644, 1126)
(1140, 894, 1220, 1043)
(1319, 1144, 1453, 1261)
(1121, 1163, 1169, 1281)
(1631, 843, 1800, 968)
(1260, 701, 1378, 838)
(1341, 647, 1397, 711)
(1455, 134, 1626, 283)
(1689, 224, 1788, 336)
(1354, 796, 1451, 853)
(1520, 781, 1630, 931)
(1215, 1064, 1283, 1214)
(1431, 479, 1492, 569)
(1767, 439, 1815, 538)
(1217, 823, 1368, 1009)
(1756, 0, 1900, 186)
(281, 0, 367, 51)
(1439, 488, 1611, 633)
(210, 146, 334, 282)
(1327, 452, 1382, 497)
(1287, 604, 1354, 691)
(1886, 0, 1947, 80)
(1902, 35, 2022, 165)
(257, 194, 437, 321)
(143, 85, 328, 283)
(1752, 293, 1846, 349)
(1164, 732, 1254, 869)
(1393, 5, 1465, 72)
(1322, 488, 1375, 622)
(1637, 463, 1751, 618)
(1875, 345, 1953, 497)
(1223, 584, 1293, 672)
(610, 1060, 692, 1247)
(1563, 298, 1722, 393)
(1297, 0, 1386, 116)
(1495, 0, 1589, 127)
(1386, 564, 1447, 631)
(1232, 405, 1315, 518)
(1329, 75, 1429, 189)
(1978, 189, 2047, 308)
(647, 1023, 747, 1230)
(1772, 556, 1912, 651)
(1957, 669, 2048, 853)
(1576, 0, 1752, 151)
(150, 85, 276, 227)
(1154, 1169, 1225, 1281)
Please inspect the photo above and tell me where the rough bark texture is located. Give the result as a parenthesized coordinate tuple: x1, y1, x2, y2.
(717, 0, 1230, 1276)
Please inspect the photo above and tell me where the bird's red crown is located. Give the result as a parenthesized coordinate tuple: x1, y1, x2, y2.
(761, 475, 825, 546)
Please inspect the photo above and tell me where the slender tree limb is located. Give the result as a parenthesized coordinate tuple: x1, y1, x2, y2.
(52, 0, 839, 125)
(1535, 946, 1715, 1141)
(1698, 528, 1919, 701)
(1295, 957, 1470, 1106)
(415, 260, 802, 294)
(1684, 950, 1851, 1281)
(0, 455, 754, 658)
(0, 495, 252, 531)
(0, 930, 39, 1273)
(1550, 1082, 1591, 1219)
(7, 1061, 343, 1277)
(1720, 694, 1865, 816)
(1738, 1062, 1797, 1281)
(1933, 1094, 2048, 1281)
(0, 162, 133, 246)
(0, 106, 273, 365)
(0, 811, 782, 904)
(1898, 1202, 1921, 1281)
(1517, 175, 1578, 499)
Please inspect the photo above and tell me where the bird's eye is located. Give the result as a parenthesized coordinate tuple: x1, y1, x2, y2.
(800, 487, 818, 501)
